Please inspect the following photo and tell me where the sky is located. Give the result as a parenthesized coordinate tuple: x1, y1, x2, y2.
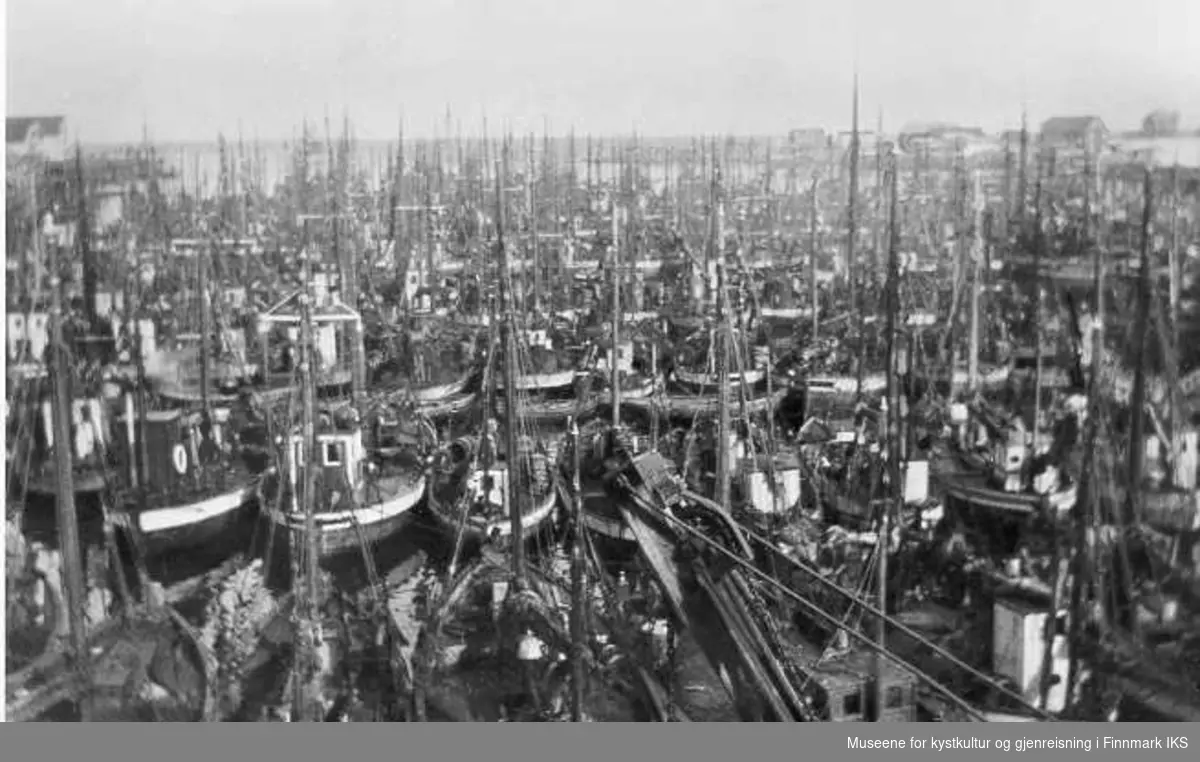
(6, 0, 1200, 144)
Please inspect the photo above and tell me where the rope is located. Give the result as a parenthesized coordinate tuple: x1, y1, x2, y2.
(656, 507, 991, 721)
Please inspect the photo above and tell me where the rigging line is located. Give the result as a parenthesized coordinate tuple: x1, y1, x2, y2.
(653, 508, 989, 722)
(686, 509, 1054, 721)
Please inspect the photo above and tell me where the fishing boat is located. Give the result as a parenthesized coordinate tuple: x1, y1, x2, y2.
(366, 310, 482, 420)
(260, 267, 429, 559)
(623, 386, 787, 423)
(114, 403, 260, 555)
(251, 278, 360, 402)
(493, 326, 597, 424)
(18, 384, 115, 499)
(263, 403, 429, 559)
(427, 172, 563, 547)
(426, 428, 560, 546)
(935, 401, 1077, 520)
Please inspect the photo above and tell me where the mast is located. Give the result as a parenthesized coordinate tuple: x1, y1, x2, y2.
(529, 132, 541, 312)
(496, 159, 525, 583)
(46, 211, 93, 720)
(1169, 164, 1181, 359)
(1127, 167, 1154, 524)
(293, 219, 322, 721)
(569, 419, 587, 721)
(967, 170, 984, 393)
(809, 173, 820, 345)
(1016, 109, 1029, 226)
(611, 202, 623, 429)
(716, 255, 732, 512)
(1032, 155, 1046, 450)
(877, 147, 901, 721)
(75, 146, 97, 331)
(198, 240, 211, 414)
(846, 72, 861, 344)
(1066, 148, 1102, 707)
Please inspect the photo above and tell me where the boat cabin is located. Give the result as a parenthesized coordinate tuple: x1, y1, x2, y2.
(256, 279, 362, 384)
(117, 407, 232, 493)
(39, 396, 108, 464)
(789, 632, 917, 722)
(991, 593, 1069, 714)
(467, 463, 509, 511)
(743, 452, 802, 515)
(288, 422, 367, 499)
(7, 312, 49, 365)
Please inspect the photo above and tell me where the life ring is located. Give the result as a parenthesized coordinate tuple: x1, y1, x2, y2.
(172, 443, 189, 475)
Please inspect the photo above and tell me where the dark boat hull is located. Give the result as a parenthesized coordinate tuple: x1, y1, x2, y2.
(22, 465, 109, 497)
(122, 481, 258, 556)
(624, 388, 787, 422)
(426, 479, 560, 545)
(495, 394, 600, 424)
(419, 391, 478, 419)
(264, 475, 427, 559)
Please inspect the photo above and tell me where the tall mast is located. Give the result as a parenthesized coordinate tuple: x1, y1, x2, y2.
(569, 419, 587, 721)
(75, 146, 96, 331)
(1032, 154, 1046, 448)
(611, 201, 623, 429)
(46, 212, 92, 720)
(1066, 148, 1101, 705)
(1016, 109, 1029, 226)
(198, 240, 211, 414)
(529, 132, 541, 312)
(496, 159, 525, 584)
(294, 219, 321, 721)
(810, 173, 820, 345)
(846, 71, 861, 329)
(967, 170, 984, 393)
(1127, 168, 1154, 524)
(877, 146, 901, 721)
(715, 227, 732, 511)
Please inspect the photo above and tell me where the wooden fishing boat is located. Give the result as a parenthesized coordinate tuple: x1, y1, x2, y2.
(496, 368, 579, 392)
(426, 434, 560, 545)
(805, 373, 887, 404)
(412, 369, 475, 403)
(18, 388, 114, 497)
(933, 435, 1076, 520)
(263, 409, 428, 558)
(419, 390, 478, 419)
(495, 392, 599, 425)
(623, 387, 788, 422)
(602, 371, 660, 403)
(115, 406, 260, 555)
(673, 366, 766, 390)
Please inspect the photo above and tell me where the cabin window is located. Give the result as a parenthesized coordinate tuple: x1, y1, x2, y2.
(324, 442, 343, 466)
(885, 685, 906, 709)
(1054, 613, 1068, 637)
(842, 691, 862, 717)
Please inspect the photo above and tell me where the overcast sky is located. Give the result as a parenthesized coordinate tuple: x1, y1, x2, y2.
(6, 0, 1199, 143)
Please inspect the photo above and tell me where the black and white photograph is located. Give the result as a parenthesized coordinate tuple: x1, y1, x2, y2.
(4, 0, 1200, 723)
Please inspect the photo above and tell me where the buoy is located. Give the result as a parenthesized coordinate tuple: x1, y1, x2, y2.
(172, 443, 189, 474)
(517, 629, 545, 662)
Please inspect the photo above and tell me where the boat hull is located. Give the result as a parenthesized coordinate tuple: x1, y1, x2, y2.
(496, 369, 579, 392)
(126, 481, 258, 556)
(427, 479, 559, 545)
(267, 475, 427, 558)
(495, 394, 600, 424)
(624, 388, 788, 421)
(934, 462, 1074, 518)
(412, 371, 474, 403)
(673, 367, 766, 390)
(22, 465, 110, 496)
(602, 374, 661, 404)
(419, 391, 477, 419)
